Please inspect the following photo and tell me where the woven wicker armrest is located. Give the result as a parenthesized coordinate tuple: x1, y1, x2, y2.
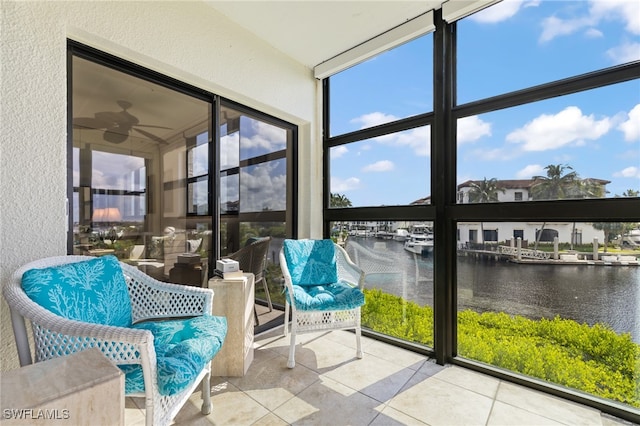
(335, 244, 366, 289)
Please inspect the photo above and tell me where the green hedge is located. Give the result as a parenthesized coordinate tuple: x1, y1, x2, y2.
(361, 288, 640, 408)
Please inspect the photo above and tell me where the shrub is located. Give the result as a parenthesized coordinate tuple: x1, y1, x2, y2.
(361, 289, 640, 408)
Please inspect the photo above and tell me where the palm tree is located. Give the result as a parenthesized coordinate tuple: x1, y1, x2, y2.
(592, 222, 625, 253)
(530, 164, 579, 250)
(330, 193, 352, 240)
(467, 178, 505, 245)
(619, 189, 639, 197)
(330, 193, 352, 208)
(530, 164, 578, 200)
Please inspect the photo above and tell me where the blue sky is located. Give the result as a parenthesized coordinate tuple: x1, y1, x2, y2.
(329, 0, 640, 207)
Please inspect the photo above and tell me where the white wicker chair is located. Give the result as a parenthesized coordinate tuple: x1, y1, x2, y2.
(280, 240, 365, 368)
(3, 255, 220, 426)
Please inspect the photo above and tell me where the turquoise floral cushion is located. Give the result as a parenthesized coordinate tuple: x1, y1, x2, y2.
(121, 314, 227, 396)
(285, 280, 365, 311)
(22, 255, 132, 327)
(283, 239, 338, 286)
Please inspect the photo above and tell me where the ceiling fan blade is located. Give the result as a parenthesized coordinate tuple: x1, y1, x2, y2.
(73, 117, 110, 129)
(133, 128, 168, 144)
(135, 124, 172, 130)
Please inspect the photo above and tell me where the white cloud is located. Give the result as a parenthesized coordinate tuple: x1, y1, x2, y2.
(220, 133, 240, 169)
(362, 160, 394, 173)
(331, 145, 348, 158)
(540, 15, 593, 43)
(331, 176, 360, 193)
(470, 0, 539, 24)
(589, 0, 640, 35)
(372, 125, 431, 156)
(458, 115, 492, 144)
(351, 112, 398, 129)
(240, 162, 286, 211)
(584, 28, 603, 38)
(607, 41, 640, 64)
(241, 120, 287, 152)
(540, 0, 640, 43)
(506, 106, 611, 151)
(618, 104, 640, 142)
(613, 166, 640, 179)
(516, 164, 545, 179)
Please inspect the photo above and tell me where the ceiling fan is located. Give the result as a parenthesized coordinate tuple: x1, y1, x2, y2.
(73, 100, 170, 144)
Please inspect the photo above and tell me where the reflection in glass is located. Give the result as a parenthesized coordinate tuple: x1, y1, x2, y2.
(329, 126, 431, 208)
(457, 221, 640, 410)
(240, 160, 286, 213)
(72, 54, 211, 288)
(456, 81, 640, 203)
(240, 116, 287, 160)
(331, 220, 434, 349)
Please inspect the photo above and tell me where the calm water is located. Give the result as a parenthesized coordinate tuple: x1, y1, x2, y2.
(344, 237, 640, 343)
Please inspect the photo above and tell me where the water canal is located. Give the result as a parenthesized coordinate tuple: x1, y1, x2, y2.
(344, 236, 640, 344)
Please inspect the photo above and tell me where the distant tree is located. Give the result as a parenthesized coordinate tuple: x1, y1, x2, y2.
(330, 193, 352, 208)
(591, 222, 625, 253)
(467, 178, 505, 203)
(330, 193, 352, 238)
(467, 178, 505, 244)
(530, 164, 587, 250)
(530, 164, 578, 200)
(618, 189, 639, 197)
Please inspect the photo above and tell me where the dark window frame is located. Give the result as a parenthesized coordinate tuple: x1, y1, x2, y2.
(323, 10, 640, 423)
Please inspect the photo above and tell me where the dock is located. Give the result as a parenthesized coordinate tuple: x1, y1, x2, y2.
(458, 246, 639, 266)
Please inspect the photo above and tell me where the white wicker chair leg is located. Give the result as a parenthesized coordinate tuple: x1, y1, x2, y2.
(287, 327, 296, 368)
(200, 370, 212, 415)
(283, 302, 290, 337)
(356, 325, 363, 359)
(145, 397, 154, 426)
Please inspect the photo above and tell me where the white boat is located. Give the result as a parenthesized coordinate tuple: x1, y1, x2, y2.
(393, 229, 410, 241)
(404, 233, 434, 256)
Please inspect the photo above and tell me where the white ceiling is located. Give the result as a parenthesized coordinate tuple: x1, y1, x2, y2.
(206, 1, 446, 70)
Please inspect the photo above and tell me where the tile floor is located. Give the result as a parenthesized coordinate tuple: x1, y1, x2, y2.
(125, 327, 637, 426)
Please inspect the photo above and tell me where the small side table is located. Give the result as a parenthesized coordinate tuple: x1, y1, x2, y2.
(209, 273, 255, 376)
(1, 348, 124, 425)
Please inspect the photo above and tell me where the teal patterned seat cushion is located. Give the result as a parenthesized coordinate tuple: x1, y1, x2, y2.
(283, 239, 338, 286)
(121, 315, 227, 396)
(285, 280, 365, 311)
(22, 255, 132, 327)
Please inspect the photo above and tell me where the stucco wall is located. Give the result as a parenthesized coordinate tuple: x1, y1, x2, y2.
(1, 1, 320, 371)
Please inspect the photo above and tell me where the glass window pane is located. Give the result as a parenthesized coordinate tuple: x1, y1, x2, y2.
(240, 116, 287, 159)
(220, 173, 239, 214)
(334, 220, 434, 349)
(329, 34, 433, 136)
(330, 126, 430, 207)
(188, 179, 208, 215)
(457, 220, 640, 410)
(458, 1, 640, 104)
(189, 136, 208, 178)
(240, 159, 287, 212)
(72, 54, 211, 289)
(456, 81, 640, 203)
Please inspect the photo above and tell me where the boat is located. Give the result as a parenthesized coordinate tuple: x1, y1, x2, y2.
(393, 229, 410, 241)
(404, 233, 434, 256)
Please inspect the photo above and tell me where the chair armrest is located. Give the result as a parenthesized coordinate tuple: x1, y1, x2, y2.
(335, 244, 366, 289)
(4, 284, 155, 366)
(120, 262, 213, 322)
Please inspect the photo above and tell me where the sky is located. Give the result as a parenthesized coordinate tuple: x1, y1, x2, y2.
(328, 0, 640, 207)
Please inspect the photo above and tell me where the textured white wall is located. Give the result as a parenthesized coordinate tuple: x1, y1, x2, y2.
(0, 1, 319, 371)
